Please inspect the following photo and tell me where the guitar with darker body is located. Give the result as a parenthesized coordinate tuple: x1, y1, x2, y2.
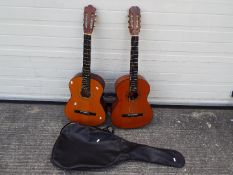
(111, 6, 153, 128)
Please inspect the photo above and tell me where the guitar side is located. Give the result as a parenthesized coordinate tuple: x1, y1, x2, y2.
(111, 75, 153, 128)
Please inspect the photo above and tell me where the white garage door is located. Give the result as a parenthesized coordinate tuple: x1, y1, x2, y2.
(0, 0, 233, 106)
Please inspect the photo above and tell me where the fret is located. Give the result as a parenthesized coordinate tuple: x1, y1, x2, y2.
(83, 60, 91, 64)
(83, 45, 91, 48)
(84, 41, 91, 44)
(130, 49, 138, 56)
(83, 48, 91, 52)
(83, 56, 90, 60)
(83, 55, 91, 59)
(84, 39, 91, 43)
(83, 61, 90, 65)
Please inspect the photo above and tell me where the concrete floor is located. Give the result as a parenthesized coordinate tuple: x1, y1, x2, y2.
(0, 102, 232, 175)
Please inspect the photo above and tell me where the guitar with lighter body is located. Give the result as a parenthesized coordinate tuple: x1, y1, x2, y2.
(65, 5, 106, 126)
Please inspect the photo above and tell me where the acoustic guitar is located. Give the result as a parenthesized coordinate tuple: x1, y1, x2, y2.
(65, 5, 106, 126)
(111, 6, 153, 128)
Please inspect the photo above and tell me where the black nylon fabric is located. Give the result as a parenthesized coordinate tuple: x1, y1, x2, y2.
(51, 123, 185, 170)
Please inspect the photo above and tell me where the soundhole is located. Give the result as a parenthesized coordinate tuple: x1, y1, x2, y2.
(129, 91, 138, 100)
(122, 113, 143, 117)
(81, 89, 91, 98)
(74, 110, 96, 116)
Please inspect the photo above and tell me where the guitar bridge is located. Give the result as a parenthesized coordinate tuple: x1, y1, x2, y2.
(122, 113, 143, 117)
(74, 110, 96, 116)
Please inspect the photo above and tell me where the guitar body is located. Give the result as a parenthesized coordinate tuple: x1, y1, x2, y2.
(111, 75, 153, 128)
(65, 73, 106, 126)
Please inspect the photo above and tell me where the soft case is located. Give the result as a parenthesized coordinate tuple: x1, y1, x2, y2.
(51, 123, 185, 170)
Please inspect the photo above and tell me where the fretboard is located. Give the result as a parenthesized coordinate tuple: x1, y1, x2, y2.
(81, 34, 91, 97)
(129, 36, 139, 98)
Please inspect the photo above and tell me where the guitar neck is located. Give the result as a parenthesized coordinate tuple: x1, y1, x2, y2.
(129, 36, 139, 94)
(81, 34, 92, 97)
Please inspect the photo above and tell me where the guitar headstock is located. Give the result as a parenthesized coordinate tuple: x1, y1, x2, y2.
(128, 6, 141, 36)
(83, 5, 96, 35)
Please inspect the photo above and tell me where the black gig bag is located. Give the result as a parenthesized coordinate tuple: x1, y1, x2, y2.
(51, 123, 185, 170)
